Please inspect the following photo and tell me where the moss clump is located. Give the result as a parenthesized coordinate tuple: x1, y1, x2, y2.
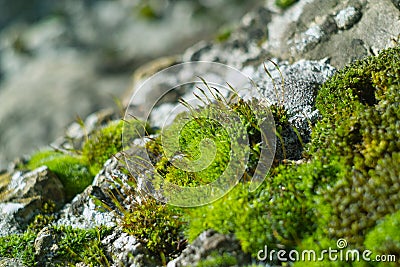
(27, 150, 92, 200)
(364, 210, 400, 266)
(146, 98, 290, 188)
(309, 46, 400, 249)
(185, 159, 342, 258)
(121, 198, 186, 262)
(197, 252, 238, 267)
(275, 0, 298, 9)
(27, 201, 56, 233)
(0, 231, 36, 266)
(311, 46, 400, 165)
(51, 226, 111, 266)
(0, 226, 111, 266)
(82, 120, 147, 175)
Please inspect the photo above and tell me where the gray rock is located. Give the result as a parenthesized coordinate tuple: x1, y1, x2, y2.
(0, 166, 65, 235)
(265, 0, 400, 68)
(4, 166, 65, 205)
(0, 258, 27, 267)
(34, 227, 60, 266)
(56, 184, 118, 229)
(182, 6, 273, 69)
(101, 229, 156, 267)
(246, 58, 335, 160)
(167, 229, 250, 267)
(334, 6, 362, 30)
(56, 155, 135, 229)
(0, 210, 21, 237)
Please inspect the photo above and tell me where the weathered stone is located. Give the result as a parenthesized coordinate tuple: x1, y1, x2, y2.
(167, 230, 250, 267)
(0, 209, 21, 236)
(4, 166, 65, 205)
(34, 227, 60, 266)
(0, 258, 27, 267)
(266, 0, 400, 68)
(334, 6, 362, 30)
(0, 166, 65, 235)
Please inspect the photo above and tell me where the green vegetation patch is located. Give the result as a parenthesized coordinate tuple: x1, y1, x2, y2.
(275, 0, 298, 9)
(28, 150, 92, 201)
(184, 159, 342, 258)
(82, 119, 147, 176)
(308, 46, 400, 249)
(0, 231, 37, 266)
(121, 197, 186, 263)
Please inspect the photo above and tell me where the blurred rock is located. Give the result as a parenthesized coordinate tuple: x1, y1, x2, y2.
(266, 0, 400, 68)
(0, 0, 258, 169)
(167, 229, 250, 267)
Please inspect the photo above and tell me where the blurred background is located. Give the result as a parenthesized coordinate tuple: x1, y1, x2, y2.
(0, 0, 261, 169)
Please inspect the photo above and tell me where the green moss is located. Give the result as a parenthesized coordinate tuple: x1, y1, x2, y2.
(0, 231, 36, 266)
(82, 120, 147, 175)
(184, 159, 342, 258)
(146, 98, 286, 188)
(196, 252, 238, 267)
(311, 46, 400, 165)
(275, 0, 298, 9)
(309, 46, 400, 249)
(215, 27, 232, 43)
(121, 198, 186, 262)
(0, 226, 112, 266)
(52, 225, 111, 266)
(364, 210, 400, 266)
(27, 201, 56, 233)
(27, 150, 92, 200)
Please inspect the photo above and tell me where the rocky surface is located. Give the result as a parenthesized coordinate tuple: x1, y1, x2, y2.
(0, 166, 65, 236)
(167, 230, 250, 267)
(0, 0, 399, 266)
(0, 0, 258, 169)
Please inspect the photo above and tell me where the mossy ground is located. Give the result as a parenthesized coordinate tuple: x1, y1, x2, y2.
(27, 150, 92, 200)
(0, 226, 112, 266)
(1, 47, 399, 266)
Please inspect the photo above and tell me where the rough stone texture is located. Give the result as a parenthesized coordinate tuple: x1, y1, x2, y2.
(334, 6, 362, 30)
(0, 258, 27, 267)
(101, 229, 158, 267)
(4, 166, 65, 205)
(56, 155, 136, 229)
(0, 210, 21, 237)
(167, 230, 250, 267)
(34, 227, 61, 267)
(0, 166, 65, 236)
(266, 0, 400, 68)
